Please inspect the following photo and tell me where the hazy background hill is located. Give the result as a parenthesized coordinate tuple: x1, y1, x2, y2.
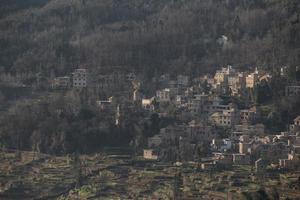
(0, 0, 299, 78)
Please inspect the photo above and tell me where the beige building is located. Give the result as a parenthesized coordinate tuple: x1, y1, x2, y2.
(209, 108, 239, 127)
(239, 109, 257, 124)
(214, 66, 236, 84)
(246, 73, 258, 88)
(239, 142, 251, 154)
(228, 73, 246, 96)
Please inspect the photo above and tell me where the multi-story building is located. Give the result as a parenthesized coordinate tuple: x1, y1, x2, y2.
(209, 108, 240, 127)
(246, 74, 258, 88)
(187, 94, 209, 115)
(239, 108, 258, 124)
(156, 88, 171, 102)
(73, 68, 88, 88)
(214, 66, 235, 84)
(228, 73, 246, 96)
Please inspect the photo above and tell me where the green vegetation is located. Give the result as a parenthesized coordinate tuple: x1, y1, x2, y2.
(0, 0, 299, 79)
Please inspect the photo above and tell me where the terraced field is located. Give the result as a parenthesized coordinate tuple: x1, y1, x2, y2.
(1, 150, 300, 199)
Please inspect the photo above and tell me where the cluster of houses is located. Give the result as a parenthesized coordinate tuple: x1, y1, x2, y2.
(51, 68, 136, 92)
(49, 65, 300, 172)
(140, 66, 300, 172)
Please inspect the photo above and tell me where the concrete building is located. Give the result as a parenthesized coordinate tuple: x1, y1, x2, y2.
(214, 66, 235, 84)
(156, 89, 171, 102)
(142, 98, 155, 111)
(246, 73, 259, 88)
(73, 68, 88, 88)
(239, 109, 257, 124)
(209, 108, 239, 127)
(177, 75, 189, 87)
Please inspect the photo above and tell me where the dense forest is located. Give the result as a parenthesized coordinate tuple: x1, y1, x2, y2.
(0, 0, 299, 78)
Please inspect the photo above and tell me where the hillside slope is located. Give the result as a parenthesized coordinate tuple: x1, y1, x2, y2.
(0, 0, 299, 78)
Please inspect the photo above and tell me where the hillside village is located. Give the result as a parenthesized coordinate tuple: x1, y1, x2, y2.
(48, 65, 299, 169)
(1, 64, 300, 199)
(1, 0, 300, 199)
